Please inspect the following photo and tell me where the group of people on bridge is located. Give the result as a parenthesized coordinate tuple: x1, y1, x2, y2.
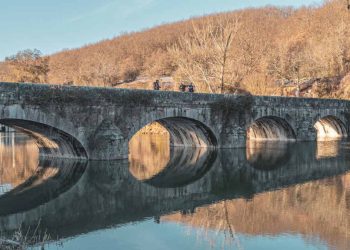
(153, 80, 195, 93)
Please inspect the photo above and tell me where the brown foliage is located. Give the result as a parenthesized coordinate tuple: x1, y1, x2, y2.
(1, 0, 350, 98)
(3, 49, 49, 83)
(338, 73, 350, 98)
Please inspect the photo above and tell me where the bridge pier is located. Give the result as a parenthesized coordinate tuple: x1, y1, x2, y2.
(87, 119, 129, 160)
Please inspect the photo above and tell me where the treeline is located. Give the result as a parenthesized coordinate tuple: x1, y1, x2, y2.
(1, 0, 350, 98)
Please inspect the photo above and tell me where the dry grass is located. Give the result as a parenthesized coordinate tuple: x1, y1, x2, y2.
(0, 222, 50, 250)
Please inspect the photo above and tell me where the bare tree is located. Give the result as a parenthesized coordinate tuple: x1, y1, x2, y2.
(212, 17, 241, 93)
(5, 49, 49, 83)
(169, 16, 240, 93)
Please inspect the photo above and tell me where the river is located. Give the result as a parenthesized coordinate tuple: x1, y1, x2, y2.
(1, 127, 350, 250)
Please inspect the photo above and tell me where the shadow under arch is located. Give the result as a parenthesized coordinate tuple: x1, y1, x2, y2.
(0, 119, 87, 159)
(247, 116, 296, 141)
(314, 115, 348, 140)
(130, 117, 218, 148)
(157, 117, 218, 147)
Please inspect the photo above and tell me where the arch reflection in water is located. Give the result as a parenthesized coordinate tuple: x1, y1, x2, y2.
(246, 140, 294, 170)
(0, 128, 87, 216)
(144, 147, 216, 188)
(129, 132, 217, 188)
(129, 119, 217, 188)
(2, 134, 350, 249)
(0, 159, 87, 216)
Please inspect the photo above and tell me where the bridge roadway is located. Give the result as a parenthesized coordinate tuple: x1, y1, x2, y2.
(0, 82, 350, 160)
(0, 142, 349, 238)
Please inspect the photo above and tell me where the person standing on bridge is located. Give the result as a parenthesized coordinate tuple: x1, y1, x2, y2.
(188, 82, 194, 93)
(153, 79, 161, 90)
(179, 83, 186, 92)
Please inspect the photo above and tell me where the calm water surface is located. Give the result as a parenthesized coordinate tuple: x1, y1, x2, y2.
(1, 129, 350, 250)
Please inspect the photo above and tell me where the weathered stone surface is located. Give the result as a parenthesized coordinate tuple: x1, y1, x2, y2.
(0, 82, 349, 160)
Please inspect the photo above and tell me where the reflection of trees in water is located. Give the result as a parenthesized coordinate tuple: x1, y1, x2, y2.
(246, 140, 347, 170)
(161, 201, 243, 250)
(129, 130, 170, 181)
(316, 140, 342, 159)
(2, 128, 350, 249)
(162, 172, 350, 250)
(0, 158, 87, 216)
(0, 131, 39, 192)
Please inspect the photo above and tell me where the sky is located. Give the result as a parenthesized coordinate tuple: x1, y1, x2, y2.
(0, 0, 324, 60)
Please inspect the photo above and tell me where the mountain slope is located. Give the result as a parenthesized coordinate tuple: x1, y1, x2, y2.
(1, 0, 349, 98)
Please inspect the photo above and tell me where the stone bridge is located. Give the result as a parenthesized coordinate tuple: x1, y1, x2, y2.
(0, 82, 349, 160)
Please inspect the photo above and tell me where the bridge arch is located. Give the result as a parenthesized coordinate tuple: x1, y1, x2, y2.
(0, 119, 87, 159)
(314, 115, 348, 140)
(128, 117, 218, 187)
(247, 116, 296, 141)
(129, 117, 218, 148)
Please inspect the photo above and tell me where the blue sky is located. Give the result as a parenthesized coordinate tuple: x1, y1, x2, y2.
(0, 0, 323, 60)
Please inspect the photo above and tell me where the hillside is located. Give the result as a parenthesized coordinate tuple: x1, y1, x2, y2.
(1, 0, 350, 98)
